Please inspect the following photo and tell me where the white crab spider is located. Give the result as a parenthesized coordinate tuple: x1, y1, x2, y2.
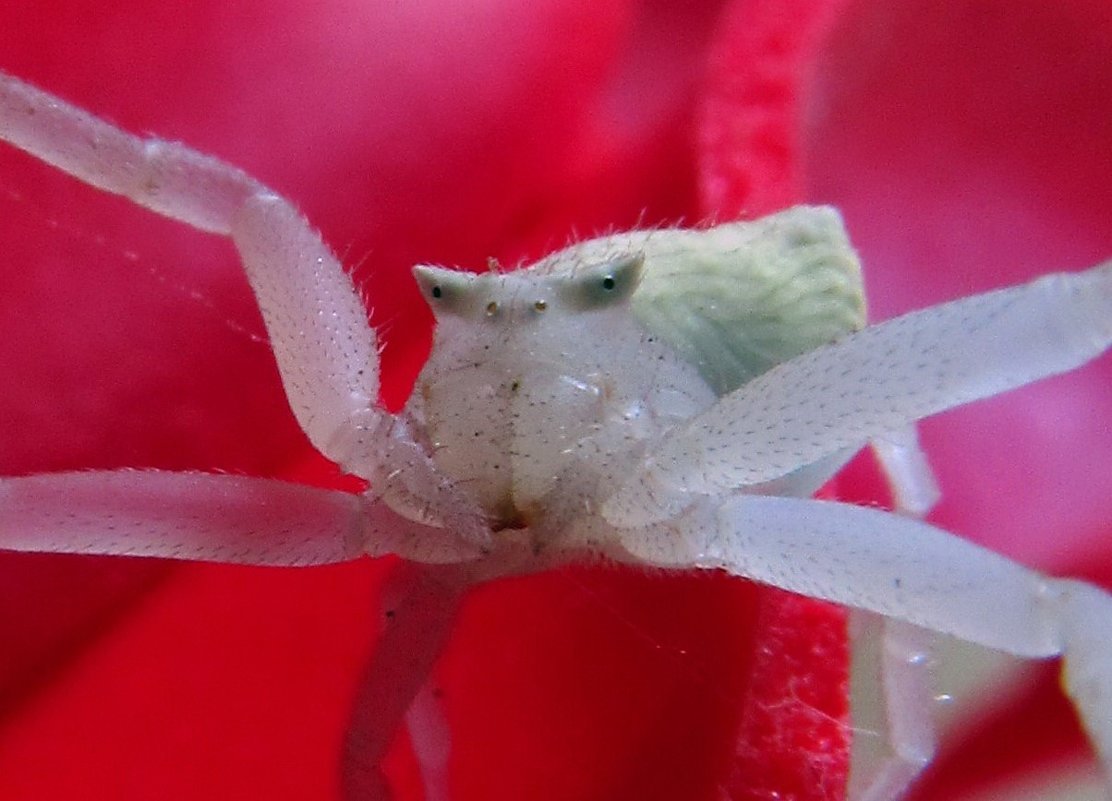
(0, 71, 1110, 801)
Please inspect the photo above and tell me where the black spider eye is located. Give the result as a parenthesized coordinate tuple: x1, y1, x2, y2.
(558, 253, 644, 311)
(413, 265, 480, 315)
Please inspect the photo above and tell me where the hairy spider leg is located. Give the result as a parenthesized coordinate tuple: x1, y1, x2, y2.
(0, 69, 494, 801)
(0, 471, 363, 565)
(342, 562, 472, 801)
(0, 70, 488, 547)
(616, 489, 1112, 786)
(604, 262, 1112, 524)
(855, 429, 943, 800)
(606, 260, 1112, 786)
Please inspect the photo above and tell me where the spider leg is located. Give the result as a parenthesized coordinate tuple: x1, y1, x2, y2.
(851, 617, 938, 801)
(0, 471, 365, 565)
(0, 71, 374, 454)
(603, 260, 1112, 526)
(844, 430, 941, 800)
(618, 495, 1112, 784)
(405, 681, 453, 801)
(343, 561, 471, 801)
(870, 426, 941, 519)
(0, 469, 483, 565)
(0, 71, 378, 444)
(0, 71, 488, 544)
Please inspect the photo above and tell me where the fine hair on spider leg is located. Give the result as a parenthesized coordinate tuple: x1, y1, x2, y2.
(1, 67, 1111, 801)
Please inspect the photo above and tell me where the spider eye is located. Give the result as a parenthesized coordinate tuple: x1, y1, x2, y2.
(559, 253, 644, 311)
(412, 265, 481, 316)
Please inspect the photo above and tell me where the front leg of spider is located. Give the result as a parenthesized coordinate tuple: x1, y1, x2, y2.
(604, 261, 1112, 523)
(0, 70, 488, 553)
(0, 70, 485, 801)
(608, 261, 1112, 789)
